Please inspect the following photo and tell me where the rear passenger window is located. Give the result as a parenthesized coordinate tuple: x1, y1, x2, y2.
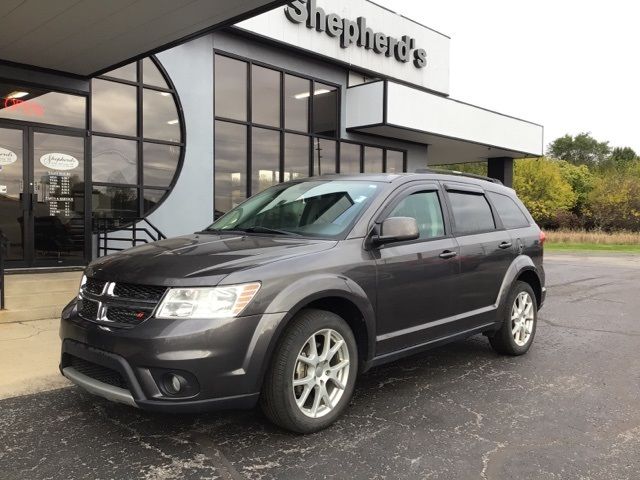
(388, 191, 445, 239)
(448, 192, 495, 235)
(487, 192, 530, 229)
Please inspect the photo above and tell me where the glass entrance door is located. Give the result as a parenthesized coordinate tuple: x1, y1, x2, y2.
(0, 125, 88, 267)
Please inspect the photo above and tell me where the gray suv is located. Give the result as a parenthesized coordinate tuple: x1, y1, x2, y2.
(60, 172, 545, 433)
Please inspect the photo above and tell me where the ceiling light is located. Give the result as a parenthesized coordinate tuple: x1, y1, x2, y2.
(6, 91, 29, 99)
(293, 88, 331, 100)
(159, 92, 171, 97)
(166, 119, 179, 125)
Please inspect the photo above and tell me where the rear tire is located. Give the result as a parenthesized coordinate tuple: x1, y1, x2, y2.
(260, 309, 358, 433)
(489, 281, 537, 356)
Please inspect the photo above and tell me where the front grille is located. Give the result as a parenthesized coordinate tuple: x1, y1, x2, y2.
(67, 355, 128, 390)
(85, 278, 106, 295)
(106, 306, 152, 325)
(113, 283, 166, 302)
(78, 298, 99, 320)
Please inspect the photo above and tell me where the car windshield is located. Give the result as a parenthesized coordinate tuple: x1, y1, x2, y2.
(206, 180, 380, 239)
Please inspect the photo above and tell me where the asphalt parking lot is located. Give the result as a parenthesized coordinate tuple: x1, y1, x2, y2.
(1, 253, 639, 480)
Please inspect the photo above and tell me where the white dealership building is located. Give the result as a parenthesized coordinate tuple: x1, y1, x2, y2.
(0, 0, 542, 269)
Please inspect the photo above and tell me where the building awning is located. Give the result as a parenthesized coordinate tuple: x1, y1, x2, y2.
(346, 81, 543, 165)
(0, 0, 286, 77)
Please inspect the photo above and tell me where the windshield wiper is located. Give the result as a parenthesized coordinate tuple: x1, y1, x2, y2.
(240, 226, 301, 236)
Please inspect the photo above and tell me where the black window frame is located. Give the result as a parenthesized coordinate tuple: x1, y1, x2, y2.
(91, 55, 186, 223)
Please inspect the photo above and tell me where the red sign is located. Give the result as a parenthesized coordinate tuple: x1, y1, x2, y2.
(3, 97, 44, 117)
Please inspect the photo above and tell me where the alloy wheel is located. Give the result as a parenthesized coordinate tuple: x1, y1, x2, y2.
(511, 291, 534, 346)
(292, 328, 350, 418)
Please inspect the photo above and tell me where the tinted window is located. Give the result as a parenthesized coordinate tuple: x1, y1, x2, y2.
(91, 79, 136, 135)
(364, 146, 383, 173)
(252, 65, 280, 127)
(142, 58, 168, 88)
(284, 133, 309, 181)
(312, 83, 337, 137)
(386, 150, 404, 173)
(340, 143, 360, 174)
(448, 192, 496, 235)
(214, 121, 247, 217)
(92, 186, 138, 219)
(389, 191, 445, 239)
(284, 74, 309, 132)
(143, 89, 180, 141)
(215, 55, 247, 121)
(92, 136, 137, 184)
(314, 138, 337, 174)
(143, 142, 180, 187)
(252, 127, 280, 194)
(487, 191, 529, 229)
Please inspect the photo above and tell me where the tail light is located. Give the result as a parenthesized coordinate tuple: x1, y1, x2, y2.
(539, 230, 546, 245)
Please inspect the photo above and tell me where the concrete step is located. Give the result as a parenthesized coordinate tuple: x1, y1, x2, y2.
(1, 272, 83, 324)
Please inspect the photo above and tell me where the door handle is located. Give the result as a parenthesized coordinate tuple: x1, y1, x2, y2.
(439, 250, 457, 259)
(499, 241, 513, 249)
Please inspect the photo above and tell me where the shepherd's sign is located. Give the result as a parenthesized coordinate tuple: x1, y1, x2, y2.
(285, 0, 427, 68)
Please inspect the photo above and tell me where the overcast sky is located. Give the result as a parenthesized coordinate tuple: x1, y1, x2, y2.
(376, 0, 640, 154)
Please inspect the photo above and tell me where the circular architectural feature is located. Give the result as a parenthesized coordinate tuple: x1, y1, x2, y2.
(90, 56, 184, 224)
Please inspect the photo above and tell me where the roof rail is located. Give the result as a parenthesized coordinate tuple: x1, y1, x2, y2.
(414, 168, 503, 185)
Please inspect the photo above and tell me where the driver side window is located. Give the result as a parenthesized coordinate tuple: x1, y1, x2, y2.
(389, 191, 445, 239)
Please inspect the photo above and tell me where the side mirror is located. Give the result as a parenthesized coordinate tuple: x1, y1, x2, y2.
(373, 216, 419, 246)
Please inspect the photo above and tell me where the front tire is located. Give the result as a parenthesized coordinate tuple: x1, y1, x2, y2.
(489, 281, 537, 355)
(260, 309, 358, 433)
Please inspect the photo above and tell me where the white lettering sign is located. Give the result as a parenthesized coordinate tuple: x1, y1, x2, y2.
(40, 153, 79, 171)
(0, 147, 17, 166)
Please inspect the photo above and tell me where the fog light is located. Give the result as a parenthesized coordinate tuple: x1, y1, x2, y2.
(164, 373, 187, 395)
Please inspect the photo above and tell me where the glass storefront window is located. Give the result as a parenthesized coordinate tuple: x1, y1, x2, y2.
(312, 83, 338, 137)
(215, 55, 247, 121)
(284, 75, 310, 132)
(143, 189, 167, 213)
(91, 79, 137, 136)
(215, 121, 247, 218)
(386, 150, 405, 173)
(252, 127, 281, 194)
(340, 143, 361, 174)
(284, 133, 309, 181)
(104, 63, 137, 82)
(142, 58, 168, 88)
(90, 56, 183, 222)
(364, 146, 384, 173)
(0, 84, 86, 128)
(0, 127, 25, 260)
(252, 65, 280, 127)
(92, 186, 138, 219)
(92, 136, 137, 184)
(143, 89, 180, 141)
(143, 142, 180, 188)
(314, 138, 337, 175)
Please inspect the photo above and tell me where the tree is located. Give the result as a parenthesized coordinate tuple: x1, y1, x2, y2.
(513, 157, 576, 227)
(586, 172, 640, 231)
(556, 160, 594, 215)
(547, 132, 611, 168)
(606, 147, 638, 170)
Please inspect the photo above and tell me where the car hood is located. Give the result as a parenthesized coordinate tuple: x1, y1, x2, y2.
(86, 233, 337, 286)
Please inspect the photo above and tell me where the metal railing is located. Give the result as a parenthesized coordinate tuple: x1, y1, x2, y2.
(94, 217, 167, 258)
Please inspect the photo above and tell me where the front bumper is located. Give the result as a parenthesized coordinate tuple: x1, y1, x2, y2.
(60, 300, 285, 412)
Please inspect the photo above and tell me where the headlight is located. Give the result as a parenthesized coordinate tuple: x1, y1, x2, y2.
(78, 274, 87, 298)
(156, 282, 261, 319)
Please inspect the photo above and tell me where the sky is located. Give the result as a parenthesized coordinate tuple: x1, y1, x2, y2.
(376, 0, 640, 154)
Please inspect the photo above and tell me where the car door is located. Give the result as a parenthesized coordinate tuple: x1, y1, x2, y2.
(443, 182, 516, 327)
(372, 183, 460, 355)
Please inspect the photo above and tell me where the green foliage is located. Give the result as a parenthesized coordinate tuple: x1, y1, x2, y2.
(513, 158, 576, 227)
(556, 160, 594, 214)
(585, 172, 640, 231)
(604, 147, 639, 170)
(547, 132, 611, 168)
